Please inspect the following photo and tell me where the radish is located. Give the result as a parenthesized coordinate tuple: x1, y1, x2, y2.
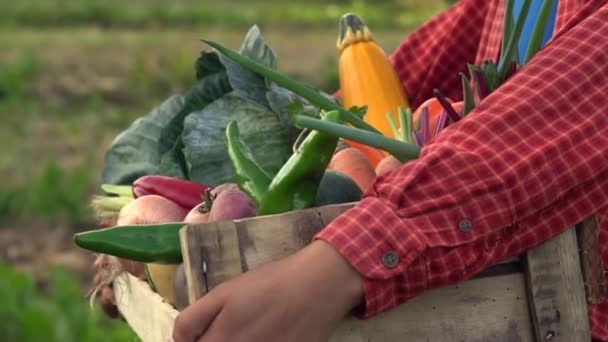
(208, 186, 256, 222)
(183, 202, 210, 223)
(184, 184, 255, 223)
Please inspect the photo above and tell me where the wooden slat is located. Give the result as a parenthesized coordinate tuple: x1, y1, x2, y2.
(113, 264, 533, 342)
(114, 273, 178, 342)
(331, 273, 533, 342)
(183, 220, 243, 301)
(497, 256, 520, 265)
(182, 203, 523, 291)
(576, 213, 606, 304)
(524, 227, 591, 341)
(179, 225, 204, 304)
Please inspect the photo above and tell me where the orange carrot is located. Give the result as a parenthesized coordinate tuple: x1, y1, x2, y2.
(343, 139, 385, 168)
(328, 147, 376, 192)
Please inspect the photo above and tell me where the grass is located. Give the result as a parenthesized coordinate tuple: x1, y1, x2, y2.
(0, 262, 137, 341)
(0, 0, 446, 30)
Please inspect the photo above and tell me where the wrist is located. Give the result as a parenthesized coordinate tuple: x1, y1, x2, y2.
(298, 240, 364, 312)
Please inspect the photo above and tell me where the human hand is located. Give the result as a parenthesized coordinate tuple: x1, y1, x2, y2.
(171, 240, 363, 342)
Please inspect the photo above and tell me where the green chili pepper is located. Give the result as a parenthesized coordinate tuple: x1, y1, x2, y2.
(225, 120, 272, 207)
(73, 223, 184, 264)
(257, 110, 342, 216)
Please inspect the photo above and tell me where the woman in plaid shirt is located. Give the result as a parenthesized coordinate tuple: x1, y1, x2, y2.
(168, 0, 608, 340)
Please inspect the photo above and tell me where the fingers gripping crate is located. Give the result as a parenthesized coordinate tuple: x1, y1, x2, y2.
(113, 203, 604, 342)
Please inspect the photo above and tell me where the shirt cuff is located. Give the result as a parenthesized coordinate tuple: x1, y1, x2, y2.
(313, 197, 428, 318)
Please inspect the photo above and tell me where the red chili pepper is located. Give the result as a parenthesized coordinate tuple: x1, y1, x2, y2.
(131, 175, 210, 210)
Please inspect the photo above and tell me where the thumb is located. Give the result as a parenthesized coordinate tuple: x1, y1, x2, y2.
(172, 291, 224, 342)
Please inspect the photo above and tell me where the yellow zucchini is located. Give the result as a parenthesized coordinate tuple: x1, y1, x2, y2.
(337, 13, 410, 138)
(145, 263, 180, 306)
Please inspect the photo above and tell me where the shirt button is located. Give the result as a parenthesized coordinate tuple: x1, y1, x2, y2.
(458, 218, 473, 232)
(381, 251, 400, 269)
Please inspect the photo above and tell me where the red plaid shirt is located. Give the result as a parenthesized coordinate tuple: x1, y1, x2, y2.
(315, 0, 608, 339)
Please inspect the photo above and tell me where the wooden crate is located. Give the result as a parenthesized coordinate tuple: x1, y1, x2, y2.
(114, 203, 603, 342)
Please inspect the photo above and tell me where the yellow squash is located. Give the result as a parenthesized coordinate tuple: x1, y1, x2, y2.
(337, 13, 410, 139)
(145, 263, 180, 306)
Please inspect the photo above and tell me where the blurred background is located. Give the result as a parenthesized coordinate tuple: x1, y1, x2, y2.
(0, 0, 453, 340)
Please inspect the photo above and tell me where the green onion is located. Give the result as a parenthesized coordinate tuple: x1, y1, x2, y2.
(498, 0, 532, 78)
(474, 69, 489, 99)
(501, 0, 516, 65)
(292, 114, 420, 162)
(398, 107, 412, 143)
(385, 112, 401, 140)
(100, 184, 133, 198)
(523, 0, 556, 64)
(460, 72, 475, 116)
(202, 39, 381, 135)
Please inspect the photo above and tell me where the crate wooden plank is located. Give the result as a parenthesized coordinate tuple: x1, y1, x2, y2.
(524, 228, 591, 341)
(181, 202, 521, 301)
(180, 203, 537, 340)
(331, 273, 534, 342)
(112, 266, 533, 342)
(114, 273, 178, 342)
(576, 213, 606, 304)
(179, 226, 205, 302)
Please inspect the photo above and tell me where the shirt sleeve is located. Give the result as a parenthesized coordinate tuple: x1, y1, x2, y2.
(315, 1, 608, 318)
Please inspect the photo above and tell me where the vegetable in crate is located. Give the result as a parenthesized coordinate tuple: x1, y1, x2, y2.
(225, 121, 272, 207)
(226, 110, 342, 216)
(90, 184, 134, 226)
(84, 183, 256, 315)
(328, 147, 376, 192)
(447, 0, 557, 115)
(132, 175, 210, 210)
(89, 195, 188, 312)
(314, 170, 362, 207)
(257, 109, 340, 215)
(75, 184, 256, 264)
(337, 13, 410, 140)
(207, 184, 256, 221)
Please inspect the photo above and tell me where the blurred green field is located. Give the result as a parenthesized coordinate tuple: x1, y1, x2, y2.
(0, 0, 447, 29)
(0, 0, 450, 224)
(0, 0, 449, 340)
